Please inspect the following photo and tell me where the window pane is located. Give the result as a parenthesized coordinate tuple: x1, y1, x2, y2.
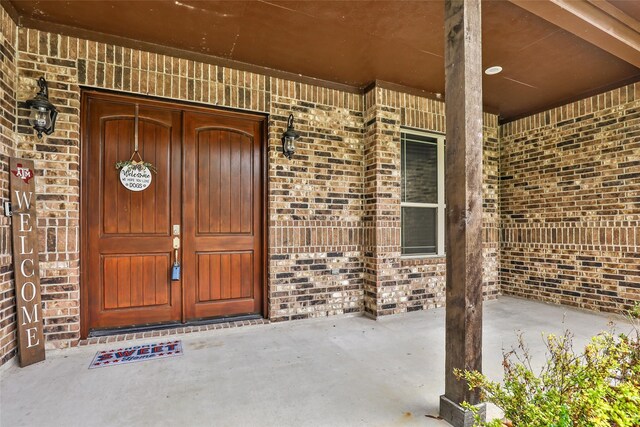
(402, 207, 437, 255)
(402, 136, 438, 204)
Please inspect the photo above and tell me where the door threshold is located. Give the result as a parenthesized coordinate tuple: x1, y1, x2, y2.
(88, 314, 264, 338)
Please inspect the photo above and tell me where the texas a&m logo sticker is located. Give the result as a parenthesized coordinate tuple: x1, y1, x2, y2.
(11, 163, 34, 184)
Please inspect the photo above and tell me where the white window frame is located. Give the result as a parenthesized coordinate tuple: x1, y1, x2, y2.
(401, 128, 446, 257)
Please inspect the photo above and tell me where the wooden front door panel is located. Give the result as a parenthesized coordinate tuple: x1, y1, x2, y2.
(83, 92, 265, 334)
(183, 112, 263, 320)
(85, 96, 182, 330)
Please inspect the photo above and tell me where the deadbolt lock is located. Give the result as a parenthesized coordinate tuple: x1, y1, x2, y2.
(172, 224, 180, 236)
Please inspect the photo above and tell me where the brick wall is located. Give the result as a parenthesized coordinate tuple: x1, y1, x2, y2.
(364, 87, 500, 317)
(362, 88, 402, 316)
(0, 5, 17, 365)
(500, 82, 640, 312)
(267, 80, 365, 321)
(15, 29, 83, 349)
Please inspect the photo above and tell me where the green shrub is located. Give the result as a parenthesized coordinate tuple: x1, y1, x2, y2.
(456, 313, 640, 426)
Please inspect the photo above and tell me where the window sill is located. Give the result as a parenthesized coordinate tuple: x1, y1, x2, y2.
(400, 254, 446, 266)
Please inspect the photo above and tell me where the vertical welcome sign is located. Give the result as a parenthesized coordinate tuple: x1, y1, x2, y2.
(9, 158, 45, 367)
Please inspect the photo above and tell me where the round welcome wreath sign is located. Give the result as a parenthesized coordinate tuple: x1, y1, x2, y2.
(116, 159, 156, 192)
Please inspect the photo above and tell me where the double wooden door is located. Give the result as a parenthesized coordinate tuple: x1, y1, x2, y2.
(83, 92, 264, 334)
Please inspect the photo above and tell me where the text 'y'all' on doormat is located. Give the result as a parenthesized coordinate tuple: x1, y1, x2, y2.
(89, 340, 183, 369)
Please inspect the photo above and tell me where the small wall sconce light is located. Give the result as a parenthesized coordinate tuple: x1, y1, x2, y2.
(26, 77, 58, 138)
(281, 114, 300, 160)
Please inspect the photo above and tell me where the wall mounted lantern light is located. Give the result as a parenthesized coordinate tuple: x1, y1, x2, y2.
(26, 77, 58, 138)
(281, 114, 300, 160)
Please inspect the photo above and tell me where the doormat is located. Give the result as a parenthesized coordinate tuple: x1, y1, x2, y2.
(89, 340, 183, 369)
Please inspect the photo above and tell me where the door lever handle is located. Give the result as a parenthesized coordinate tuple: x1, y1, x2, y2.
(171, 237, 181, 281)
(172, 248, 180, 281)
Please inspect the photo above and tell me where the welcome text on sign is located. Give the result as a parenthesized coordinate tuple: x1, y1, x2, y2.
(10, 158, 45, 367)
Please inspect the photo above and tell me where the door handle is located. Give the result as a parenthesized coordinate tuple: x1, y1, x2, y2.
(172, 237, 181, 281)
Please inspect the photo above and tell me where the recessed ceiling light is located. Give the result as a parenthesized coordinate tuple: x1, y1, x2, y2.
(485, 66, 503, 75)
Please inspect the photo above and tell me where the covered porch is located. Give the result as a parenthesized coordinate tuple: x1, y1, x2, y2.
(0, 0, 638, 425)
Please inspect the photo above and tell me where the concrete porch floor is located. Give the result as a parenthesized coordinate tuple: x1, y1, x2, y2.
(0, 296, 629, 427)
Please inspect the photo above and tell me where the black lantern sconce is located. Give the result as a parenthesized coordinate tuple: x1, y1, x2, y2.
(281, 114, 300, 160)
(26, 77, 58, 138)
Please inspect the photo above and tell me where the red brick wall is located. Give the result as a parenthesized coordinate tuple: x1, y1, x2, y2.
(267, 80, 365, 321)
(363, 87, 500, 317)
(0, 6, 17, 365)
(500, 82, 640, 313)
(15, 29, 82, 349)
(362, 88, 402, 316)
